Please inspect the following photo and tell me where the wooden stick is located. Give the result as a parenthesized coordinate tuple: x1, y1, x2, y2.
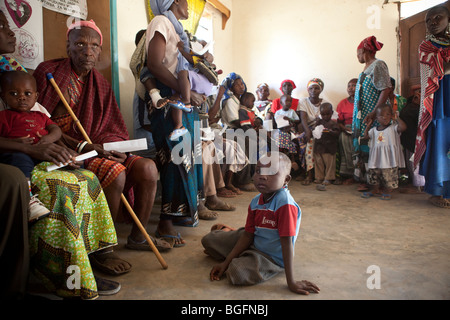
(46, 73, 168, 270)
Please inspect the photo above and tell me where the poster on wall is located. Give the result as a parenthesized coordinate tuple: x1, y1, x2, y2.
(0, 0, 44, 70)
(40, 0, 87, 20)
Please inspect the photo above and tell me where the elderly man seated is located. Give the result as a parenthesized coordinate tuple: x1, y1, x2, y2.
(33, 20, 171, 276)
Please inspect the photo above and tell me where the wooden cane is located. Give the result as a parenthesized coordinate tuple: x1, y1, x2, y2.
(46, 73, 168, 270)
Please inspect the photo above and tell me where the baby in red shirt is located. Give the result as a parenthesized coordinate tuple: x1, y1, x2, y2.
(0, 71, 61, 177)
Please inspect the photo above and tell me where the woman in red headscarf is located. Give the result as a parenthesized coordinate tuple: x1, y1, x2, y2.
(267, 79, 299, 119)
(352, 36, 392, 191)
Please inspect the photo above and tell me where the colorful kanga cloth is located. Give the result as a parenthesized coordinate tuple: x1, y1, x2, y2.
(0, 55, 25, 72)
(30, 162, 117, 300)
(416, 40, 450, 198)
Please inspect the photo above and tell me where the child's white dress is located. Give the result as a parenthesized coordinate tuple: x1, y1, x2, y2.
(367, 123, 405, 169)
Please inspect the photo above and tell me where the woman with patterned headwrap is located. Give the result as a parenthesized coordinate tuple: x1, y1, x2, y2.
(297, 78, 331, 185)
(352, 36, 391, 191)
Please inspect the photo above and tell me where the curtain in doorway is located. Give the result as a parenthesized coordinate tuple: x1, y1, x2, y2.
(147, 0, 206, 35)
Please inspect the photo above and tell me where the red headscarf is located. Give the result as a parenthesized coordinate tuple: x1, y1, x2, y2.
(280, 79, 296, 91)
(357, 36, 383, 53)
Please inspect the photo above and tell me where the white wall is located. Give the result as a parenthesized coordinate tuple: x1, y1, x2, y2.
(116, 0, 399, 137)
(230, 0, 399, 108)
(117, 0, 149, 138)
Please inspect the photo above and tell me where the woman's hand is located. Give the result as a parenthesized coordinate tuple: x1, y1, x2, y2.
(190, 90, 206, 106)
(25, 143, 74, 165)
(12, 135, 34, 144)
(83, 144, 127, 164)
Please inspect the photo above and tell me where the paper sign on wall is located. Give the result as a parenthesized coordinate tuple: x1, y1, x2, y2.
(40, 0, 87, 20)
(0, 0, 44, 70)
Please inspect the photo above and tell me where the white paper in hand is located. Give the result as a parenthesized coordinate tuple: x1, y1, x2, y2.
(103, 138, 148, 153)
(46, 150, 98, 172)
(275, 116, 289, 128)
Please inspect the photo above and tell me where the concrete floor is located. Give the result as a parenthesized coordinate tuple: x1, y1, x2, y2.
(97, 181, 450, 301)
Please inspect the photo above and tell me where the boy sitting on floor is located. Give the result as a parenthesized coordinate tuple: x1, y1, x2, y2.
(202, 152, 320, 295)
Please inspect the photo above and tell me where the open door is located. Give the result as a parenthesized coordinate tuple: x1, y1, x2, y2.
(399, 1, 450, 97)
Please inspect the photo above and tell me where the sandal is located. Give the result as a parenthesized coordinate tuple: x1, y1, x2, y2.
(168, 101, 193, 113)
(198, 208, 219, 220)
(428, 196, 450, 209)
(172, 216, 200, 227)
(380, 193, 391, 200)
(216, 188, 237, 198)
(210, 224, 236, 232)
(125, 235, 172, 251)
(316, 184, 327, 191)
(205, 201, 236, 212)
(357, 184, 370, 192)
(89, 250, 132, 276)
(95, 276, 121, 296)
(155, 230, 186, 248)
(361, 192, 375, 198)
(169, 127, 189, 141)
(226, 185, 243, 195)
(302, 179, 312, 186)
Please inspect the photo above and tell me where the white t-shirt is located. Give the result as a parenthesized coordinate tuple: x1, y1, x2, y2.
(146, 15, 180, 78)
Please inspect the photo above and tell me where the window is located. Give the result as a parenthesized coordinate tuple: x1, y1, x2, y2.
(400, 0, 447, 19)
(195, 11, 214, 53)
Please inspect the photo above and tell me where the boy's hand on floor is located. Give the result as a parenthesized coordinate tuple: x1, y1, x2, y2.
(210, 262, 228, 281)
(288, 280, 320, 295)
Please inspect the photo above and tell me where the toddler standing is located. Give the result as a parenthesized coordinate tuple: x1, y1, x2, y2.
(274, 95, 300, 163)
(313, 103, 340, 189)
(362, 104, 406, 200)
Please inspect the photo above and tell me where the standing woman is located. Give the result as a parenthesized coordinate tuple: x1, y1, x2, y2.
(147, 0, 205, 245)
(352, 36, 391, 191)
(415, 5, 450, 208)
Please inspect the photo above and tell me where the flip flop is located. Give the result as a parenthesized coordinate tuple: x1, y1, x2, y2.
(168, 101, 193, 113)
(428, 196, 450, 209)
(198, 208, 219, 220)
(169, 127, 189, 141)
(302, 179, 312, 186)
(155, 230, 186, 248)
(210, 224, 236, 232)
(316, 184, 327, 191)
(89, 251, 132, 276)
(217, 188, 237, 198)
(357, 184, 370, 192)
(361, 192, 374, 198)
(205, 201, 236, 211)
(172, 216, 200, 227)
(125, 235, 172, 251)
(380, 193, 391, 200)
